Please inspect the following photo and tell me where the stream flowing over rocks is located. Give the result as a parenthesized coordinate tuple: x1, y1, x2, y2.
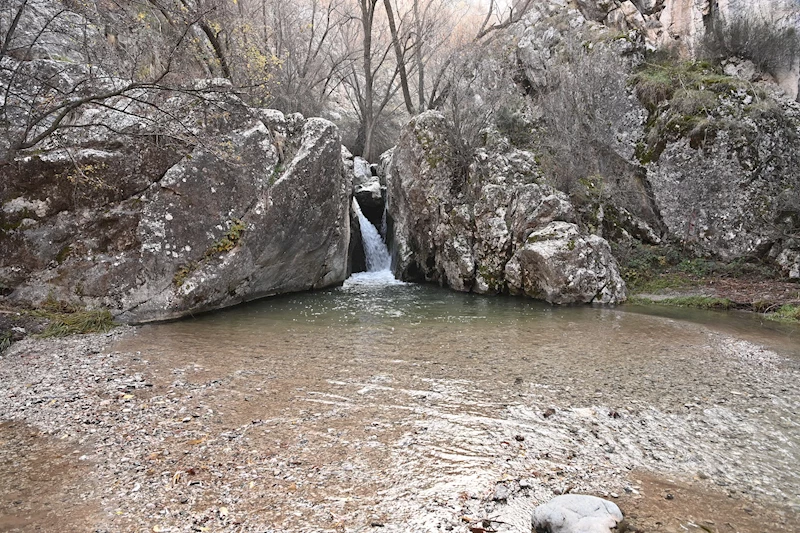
(1, 288, 799, 532)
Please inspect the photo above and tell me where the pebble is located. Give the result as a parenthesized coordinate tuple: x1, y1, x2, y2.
(0, 328, 797, 532)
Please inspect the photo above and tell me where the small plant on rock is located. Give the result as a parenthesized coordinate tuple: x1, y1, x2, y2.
(0, 332, 12, 352)
(205, 219, 246, 257)
(173, 263, 197, 287)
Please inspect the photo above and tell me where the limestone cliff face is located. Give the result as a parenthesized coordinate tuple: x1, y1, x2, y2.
(575, 0, 800, 99)
(508, 0, 800, 277)
(0, 97, 352, 323)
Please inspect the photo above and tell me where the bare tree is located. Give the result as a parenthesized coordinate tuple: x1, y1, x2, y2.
(0, 0, 535, 163)
(337, 0, 403, 160)
(0, 0, 208, 161)
(258, 0, 356, 115)
(426, 0, 533, 110)
(340, 0, 527, 159)
(0, 0, 301, 162)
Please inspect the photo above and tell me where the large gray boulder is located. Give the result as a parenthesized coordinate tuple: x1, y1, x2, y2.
(505, 222, 627, 304)
(531, 494, 624, 533)
(644, 89, 800, 262)
(0, 95, 351, 323)
(385, 110, 627, 304)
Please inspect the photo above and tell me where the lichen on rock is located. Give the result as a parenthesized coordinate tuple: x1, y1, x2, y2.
(385, 110, 627, 304)
(1, 99, 352, 323)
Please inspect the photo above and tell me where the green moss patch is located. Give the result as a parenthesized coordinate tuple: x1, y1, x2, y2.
(205, 219, 246, 257)
(630, 60, 761, 163)
(632, 295, 733, 310)
(631, 61, 742, 112)
(765, 304, 800, 323)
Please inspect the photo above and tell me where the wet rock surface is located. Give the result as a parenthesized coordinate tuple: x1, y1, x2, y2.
(1, 298, 798, 532)
(351, 156, 384, 228)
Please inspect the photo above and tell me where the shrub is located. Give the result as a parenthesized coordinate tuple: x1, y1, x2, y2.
(702, 11, 800, 77)
(535, 38, 647, 209)
(495, 98, 534, 147)
(435, 39, 530, 159)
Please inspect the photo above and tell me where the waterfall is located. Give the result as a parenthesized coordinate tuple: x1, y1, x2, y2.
(344, 199, 402, 288)
(354, 198, 390, 272)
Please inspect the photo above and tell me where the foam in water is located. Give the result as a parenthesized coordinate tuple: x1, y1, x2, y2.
(343, 270, 405, 288)
(352, 199, 392, 274)
(345, 200, 403, 288)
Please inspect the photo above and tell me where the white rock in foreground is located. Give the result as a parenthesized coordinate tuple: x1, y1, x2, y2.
(531, 494, 623, 533)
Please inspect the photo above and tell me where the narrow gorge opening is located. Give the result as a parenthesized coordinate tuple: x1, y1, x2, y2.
(347, 199, 399, 286)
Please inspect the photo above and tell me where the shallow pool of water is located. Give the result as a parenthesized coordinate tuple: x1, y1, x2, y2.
(107, 277, 800, 531)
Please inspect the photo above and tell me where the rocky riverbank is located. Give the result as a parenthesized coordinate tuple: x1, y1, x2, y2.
(1, 315, 798, 532)
(613, 242, 800, 321)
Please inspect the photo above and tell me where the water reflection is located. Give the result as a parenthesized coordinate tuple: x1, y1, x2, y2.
(115, 280, 800, 527)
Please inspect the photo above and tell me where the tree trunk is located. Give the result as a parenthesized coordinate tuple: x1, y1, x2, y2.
(384, 0, 415, 115)
(413, 0, 426, 111)
(360, 0, 376, 161)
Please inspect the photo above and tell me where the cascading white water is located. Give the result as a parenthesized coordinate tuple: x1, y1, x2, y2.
(345, 199, 402, 287)
(354, 198, 391, 271)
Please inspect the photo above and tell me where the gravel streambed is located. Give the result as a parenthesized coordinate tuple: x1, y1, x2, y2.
(0, 316, 799, 532)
